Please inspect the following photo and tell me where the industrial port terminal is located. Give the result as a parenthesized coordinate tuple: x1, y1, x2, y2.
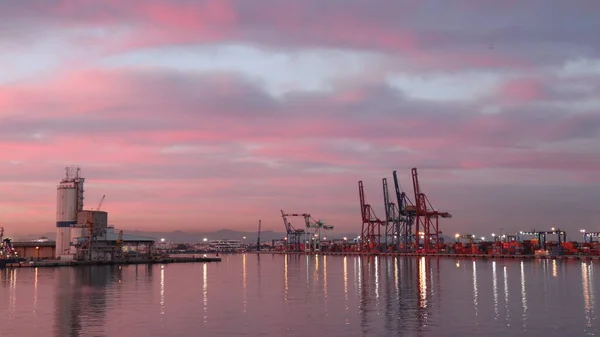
(2, 166, 600, 268)
(0, 167, 220, 268)
(270, 168, 600, 259)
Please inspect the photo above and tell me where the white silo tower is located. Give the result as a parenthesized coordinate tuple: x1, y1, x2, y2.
(56, 167, 84, 259)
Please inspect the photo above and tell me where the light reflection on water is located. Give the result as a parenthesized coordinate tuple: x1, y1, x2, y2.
(0, 255, 598, 337)
(520, 260, 528, 327)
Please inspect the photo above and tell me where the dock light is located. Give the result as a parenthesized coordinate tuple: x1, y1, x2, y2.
(323, 237, 327, 240)
(455, 233, 460, 238)
(160, 238, 165, 243)
(492, 233, 495, 237)
(481, 237, 485, 241)
(203, 238, 208, 242)
(581, 229, 586, 233)
(242, 236, 246, 240)
(551, 227, 555, 231)
(343, 237, 347, 241)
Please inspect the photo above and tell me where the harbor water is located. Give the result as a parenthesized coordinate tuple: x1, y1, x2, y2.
(0, 254, 598, 336)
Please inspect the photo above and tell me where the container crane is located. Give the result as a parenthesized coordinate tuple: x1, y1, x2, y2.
(393, 170, 416, 251)
(382, 178, 400, 251)
(358, 180, 386, 253)
(519, 228, 566, 252)
(280, 210, 309, 251)
(411, 168, 451, 253)
(304, 215, 333, 251)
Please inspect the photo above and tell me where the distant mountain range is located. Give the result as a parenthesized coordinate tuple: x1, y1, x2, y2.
(14, 229, 361, 244)
(14, 229, 453, 244)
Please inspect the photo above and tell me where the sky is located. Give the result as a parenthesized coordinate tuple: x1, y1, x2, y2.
(1, 0, 599, 238)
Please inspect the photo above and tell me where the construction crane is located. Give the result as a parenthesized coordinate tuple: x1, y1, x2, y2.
(358, 180, 386, 253)
(304, 214, 333, 251)
(393, 170, 416, 251)
(411, 168, 451, 253)
(280, 210, 309, 251)
(97, 195, 106, 211)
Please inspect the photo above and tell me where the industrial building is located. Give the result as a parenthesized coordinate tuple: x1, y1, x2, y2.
(55, 167, 155, 261)
(11, 241, 55, 260)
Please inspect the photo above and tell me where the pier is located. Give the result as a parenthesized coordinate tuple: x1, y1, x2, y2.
(5, 255, 221, 268)
(256, 250, 600, 261)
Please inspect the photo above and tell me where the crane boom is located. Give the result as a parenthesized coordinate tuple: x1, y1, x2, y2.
(97, 195, 106, 211)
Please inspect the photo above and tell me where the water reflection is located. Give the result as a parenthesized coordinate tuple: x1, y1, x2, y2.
(418, 257, 428, 309)
(146, 264, 153, 284)
(283, 254, 288, 300)
(492, 261, 499, 319)
(202, 263, 208, 323)
(33, 268, 38, 316)
(358, 256, 373, 336)
(1, 255, 598, 337)
(520, 261, 528, 326)
(473, 260, 478, 317)
(503, 266, 510, 324)
(323, 255, 328, 301)
(242, 254, 247, 313)
(53, 266, 114, 337)
(355, 256, 437, 335)
(582, 262, 596, 330)
(160, 265, 165, 316)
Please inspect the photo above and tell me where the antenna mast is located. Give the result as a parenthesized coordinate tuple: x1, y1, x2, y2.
(257, 220, 262, 251)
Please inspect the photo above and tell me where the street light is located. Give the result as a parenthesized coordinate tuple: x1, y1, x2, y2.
(581, 229, 586, 243)
(35, 246, 39, 261)
(203, 238, 208, 242)
(160, 238, 165, 243)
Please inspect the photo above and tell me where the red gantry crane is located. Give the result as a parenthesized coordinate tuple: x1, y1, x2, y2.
(411, 168, 452, 253)
(358, 181, 386, 253)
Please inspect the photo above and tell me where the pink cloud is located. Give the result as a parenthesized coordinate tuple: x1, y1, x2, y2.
(1, 0, 557, 73)
(498, 78, 545, 102)
(0, 0, 599, 237)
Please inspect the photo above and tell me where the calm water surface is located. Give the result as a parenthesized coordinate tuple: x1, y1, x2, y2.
(0, 254, 598, 337)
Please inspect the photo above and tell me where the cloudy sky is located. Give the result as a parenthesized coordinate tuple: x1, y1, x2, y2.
(1, 1, 599, 237)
